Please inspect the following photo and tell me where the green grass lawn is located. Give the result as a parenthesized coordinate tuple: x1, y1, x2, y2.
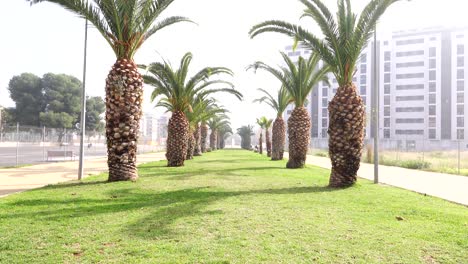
(0, 150, 466, 263)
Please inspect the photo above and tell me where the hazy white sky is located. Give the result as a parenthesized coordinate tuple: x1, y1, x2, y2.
(0, 0, 466, 129)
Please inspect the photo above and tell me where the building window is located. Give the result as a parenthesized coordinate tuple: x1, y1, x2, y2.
(384, 62, 391, 72)
(429, 82, 436, 92)
(322, 98, 328, 106)
(458, 45, 465, 55)
(362, 96, 367, 105)
(429, 47, 436, 57)
(360, 54, 367, 63)
(429, 94, 436, 104)
(396, 84, 424, 90)
(384, 95, 390, 105)
(429, 59, 436, 69)
(322, 87, 328, 96)
(396, 95, 424, 101)
(384, 51, 391, 61)
(322, 129, 328, 138)
(429, 105, 436, 115)
(457, 117, 464, 127)
(384, 84, 391, 94)
(458, 57, 464, 67)
(429, 70, 436, 81)
(384, 106, 390, 116)
(429, 129, 436, 139)
(457, 129, 465, 140)
(396, 61, 424, 68)
(360, 75, 366, 85)
(430, 37, 437, 41)
(396, 50, 424, 57)
(384, 118, 390, 127)
(458, 93, 465, 104)
(458, 69, 465, 79)
(396, 73, 424, 79)
(287, 110, 292, 115)
(360, 86, 366, 95)
(396, 38, 424, 46)
(360, 64, 367, 73)
(458, 80, 464, 91)
(384, 73, 391, 83)
(396, 107, 424, 112)
(395, 130, 424, 135)
(322, 109, 328, 118)
(458, 105, 464, 115)
(396, 118, 425, 124)
(456, 35, 464, 39)
(384, 129, 390, 139)
(322, 119, 327, 127)
(429, 117, 436, 127)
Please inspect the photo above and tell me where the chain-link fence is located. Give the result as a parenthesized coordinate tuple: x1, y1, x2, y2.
(309, 138, 467, 176)
(0, 124, 165, 167)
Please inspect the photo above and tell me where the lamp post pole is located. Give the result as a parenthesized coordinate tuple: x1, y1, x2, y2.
(373, 25, 379, 184)
(78, 19, 88, 180)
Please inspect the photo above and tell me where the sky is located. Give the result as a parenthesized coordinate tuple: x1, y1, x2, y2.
(0, 0, 467, 130)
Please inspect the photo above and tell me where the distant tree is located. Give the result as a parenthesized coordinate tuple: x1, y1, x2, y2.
(41, 73, 81, 128)
(8, 73, 83, 129)
(7, 73, 43, 126)
(85, 96, 105, 139)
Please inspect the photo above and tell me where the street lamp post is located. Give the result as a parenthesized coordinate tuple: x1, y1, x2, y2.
(78, 19, 88, 180)
(373, 25, 379, 184)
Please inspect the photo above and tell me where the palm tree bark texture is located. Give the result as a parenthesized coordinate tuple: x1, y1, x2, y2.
(106, 59, 143, 181)
(286, 107, 311, 168)
(266, 129, 272, 157)
(258, 132, 263, 154)
(201, 122, 208, 153)
(328, 84, 365, 187)
(193, 124, 202, 156)
(186, 128, 195, 160)
(166, 110, 189, 167)
(271, 117, 285, 160)
(210, 130, 217, 151)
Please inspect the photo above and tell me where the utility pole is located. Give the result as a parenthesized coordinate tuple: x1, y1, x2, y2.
(373, 25, 379, 184)
(78, 19, 88, 180)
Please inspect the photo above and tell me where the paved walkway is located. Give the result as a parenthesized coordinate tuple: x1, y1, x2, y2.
(0, 152, 166, 198)
(303, 154, 468, 206)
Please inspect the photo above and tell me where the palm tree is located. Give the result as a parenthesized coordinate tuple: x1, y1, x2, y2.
(264, 118, 273, 157)
(237, 125, 254, 150)
(207, 114, 230, 151)
(249, 53, 329, 168)
(250, 0, 401, 187)
(197, 102, 226, 155)
(28, 0, 191, 181)
(253, 87, 292, 160)
(256, 117, 268, 155)
(217, 124, 232, 149)
(142, 52, 242, 167)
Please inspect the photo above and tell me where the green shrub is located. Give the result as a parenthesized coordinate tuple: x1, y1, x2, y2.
(400, 160, 431, 170)
(314, 152, 328, 157)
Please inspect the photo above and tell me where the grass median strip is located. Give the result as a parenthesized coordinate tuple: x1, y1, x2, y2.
(0, 150, 466, 263)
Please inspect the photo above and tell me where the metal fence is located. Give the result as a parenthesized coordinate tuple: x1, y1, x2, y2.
(308, 138, 467, 176)
(0, 124, 165, 167)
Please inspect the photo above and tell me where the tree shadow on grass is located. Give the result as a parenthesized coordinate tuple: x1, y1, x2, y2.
(1, 185, 338, 239)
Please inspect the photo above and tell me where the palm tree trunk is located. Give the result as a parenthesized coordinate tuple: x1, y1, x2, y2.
(201, 122, 208, 153)
(166, 110, 189, 167)
(272, 117, 285, 160)
(266, 129, 272, 157)
(259, 131, 263, 154)
(186, 128, 195, 160)
(105, 59, 143, 181)
(328, 84, 365, 187)
(193, 123, 202, 156)
(286, 107, 310, 168)
(210, 130, 217, 150)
